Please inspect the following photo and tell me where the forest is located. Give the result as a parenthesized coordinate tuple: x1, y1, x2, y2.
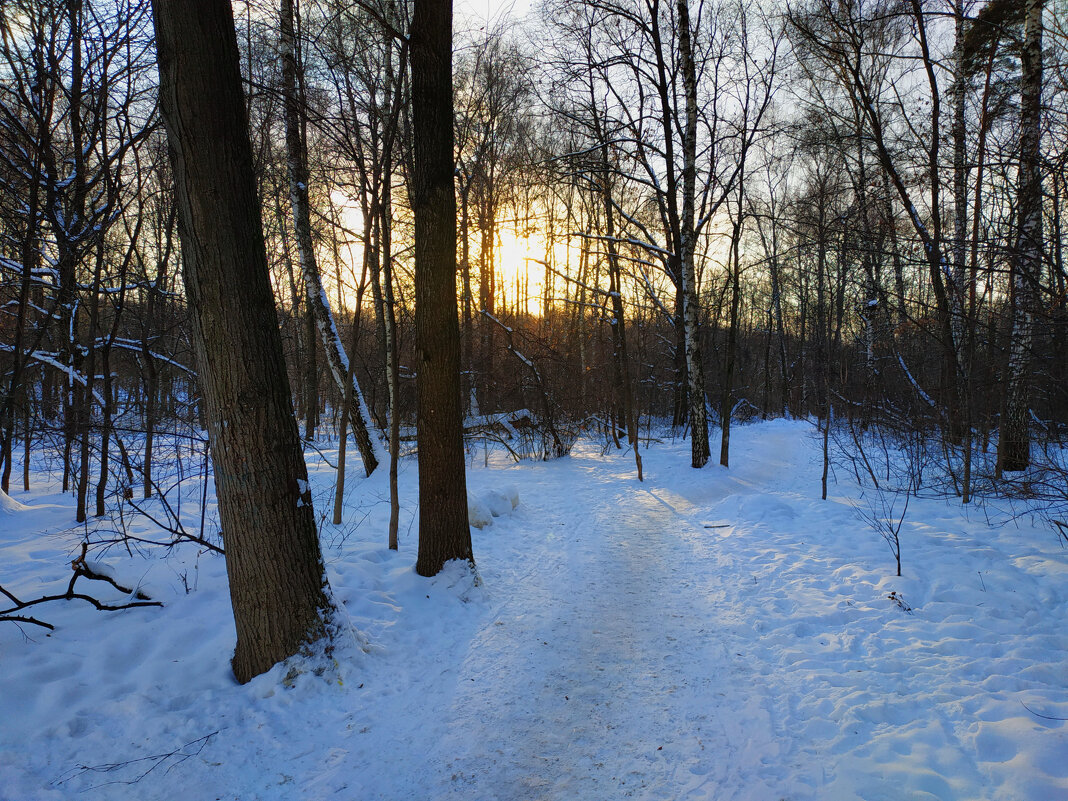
(1, 0, 1066, 798)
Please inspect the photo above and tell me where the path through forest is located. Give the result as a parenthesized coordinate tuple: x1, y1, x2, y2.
(431, 451, 783, 800)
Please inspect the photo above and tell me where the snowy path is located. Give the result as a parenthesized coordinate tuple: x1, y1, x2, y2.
(2, 420, 1066, 801)
(433, 459, 778, 800)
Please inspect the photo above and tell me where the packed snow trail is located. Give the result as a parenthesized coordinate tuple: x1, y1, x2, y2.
(432, 457, 782, 800)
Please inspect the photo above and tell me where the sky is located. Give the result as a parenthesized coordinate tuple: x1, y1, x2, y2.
(459, 0, 535, 22)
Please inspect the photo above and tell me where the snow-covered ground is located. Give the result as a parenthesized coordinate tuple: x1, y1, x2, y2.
(1, 419, 1065, 800)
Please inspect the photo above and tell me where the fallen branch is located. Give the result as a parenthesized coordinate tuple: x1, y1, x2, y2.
(1022, 702, 1068, 721)
(0, 547, 162, 629)
(0, 614, 54, 630)
(70, 543, 153, 600)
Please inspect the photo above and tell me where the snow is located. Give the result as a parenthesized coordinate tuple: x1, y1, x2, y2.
(0, 490, 31, 514)
(468, 485, 520, 529)
(1, 419, 1066, 800)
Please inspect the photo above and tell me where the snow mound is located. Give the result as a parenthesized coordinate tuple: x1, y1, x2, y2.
(468, 485, 520, 529)
(0, 490, 30, 513)
(468, 496, 493, 529)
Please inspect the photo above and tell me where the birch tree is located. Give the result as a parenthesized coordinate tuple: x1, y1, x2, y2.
(999, 0, 1045, 472)
(279, 0, 380, 476)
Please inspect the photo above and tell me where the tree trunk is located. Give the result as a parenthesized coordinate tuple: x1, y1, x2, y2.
(152, 0, 336, 684)
(720, 208, 742, 468)
(77, 242, 105, 523)
(280, 0, 377, 469)
(676, 0, 709, 468)
(1000, 0, 1044, 472)
(410, 0, 473, 577)
(459, 177, 474, 414)
(596, 133, 641, 478)
(478, 208, 497, 414)
(382, 174, 402, 550)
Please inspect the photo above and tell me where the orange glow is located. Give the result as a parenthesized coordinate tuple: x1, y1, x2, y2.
(495, 227, 547, 316)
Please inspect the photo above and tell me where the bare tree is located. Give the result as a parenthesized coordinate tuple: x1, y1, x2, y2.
(999, 0, 1045, 472)
(279, 0, 380, 475)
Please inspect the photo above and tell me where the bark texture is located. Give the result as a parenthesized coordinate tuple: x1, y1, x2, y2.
(410, 0, 473, 576)
(152, 0, 334, 684)
(1000, 0, 1044, 472)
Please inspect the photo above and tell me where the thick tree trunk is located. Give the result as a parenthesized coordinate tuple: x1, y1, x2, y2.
(1000, 0, 1044, 472)
(153, 0, 336, 684)
(410, 0, 473, 577)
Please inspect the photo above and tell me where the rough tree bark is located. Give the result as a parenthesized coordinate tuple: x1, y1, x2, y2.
(152, 0, 336, 684)
(1000, 0, 1044, 472)
(410, 0, 473, 577)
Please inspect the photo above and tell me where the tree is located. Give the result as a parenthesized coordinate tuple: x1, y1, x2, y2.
(409, 0, 473, 576)
(999, 0, 1045, 472)
(676, 0, 710, 468)
(151, 0, 336, 683)
(278, 0, 380, 475)
(790, 0, 966, 444)
(454, 27, 533, 415)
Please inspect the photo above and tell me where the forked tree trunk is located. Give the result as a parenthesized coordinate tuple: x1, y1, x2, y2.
(410, 0, 473, 577)
(153, 0, 336, 684)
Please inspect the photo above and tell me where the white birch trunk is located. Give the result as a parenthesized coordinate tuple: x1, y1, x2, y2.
(279, 0, 381, 475)
(677, 0, 709, 468)
(1000, 0, 1044, 472)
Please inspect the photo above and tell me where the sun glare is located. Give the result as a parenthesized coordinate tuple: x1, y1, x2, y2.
(495, 227, 547, 316)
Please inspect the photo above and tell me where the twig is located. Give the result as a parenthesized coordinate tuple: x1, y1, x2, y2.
(1021, 702, 1068, 721)
(53, 730, 221, 789)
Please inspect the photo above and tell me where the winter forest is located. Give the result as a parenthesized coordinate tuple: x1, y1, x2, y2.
(1, 0, 1066, 797)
